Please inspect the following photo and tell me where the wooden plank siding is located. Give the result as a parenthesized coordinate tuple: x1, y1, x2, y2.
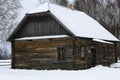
(14, 15, 70, 39)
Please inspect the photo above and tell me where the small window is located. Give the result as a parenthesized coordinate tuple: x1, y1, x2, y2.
(80, 46, 86, 58)
(109, 47, 113, 58)
(57, 47, 66, 60)
(102, 47, 105, 58)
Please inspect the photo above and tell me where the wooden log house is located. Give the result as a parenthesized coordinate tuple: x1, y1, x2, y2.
(7, 3, 119, 70)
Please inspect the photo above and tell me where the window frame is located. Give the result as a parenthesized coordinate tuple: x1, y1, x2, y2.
(102, 47, 106, 58)
(80, 45, 86, 59)
(109, 47, 113, 59)
(57, 46, 66, 61)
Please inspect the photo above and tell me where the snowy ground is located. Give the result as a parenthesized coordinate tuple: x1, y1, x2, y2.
(0, 60, 120, 80)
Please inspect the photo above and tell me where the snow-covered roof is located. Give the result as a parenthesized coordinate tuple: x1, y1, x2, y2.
(28, 2, 119, 41)
(15, 35, 69, 41)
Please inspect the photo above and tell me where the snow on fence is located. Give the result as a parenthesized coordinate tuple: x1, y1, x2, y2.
(0, 60, 11, 66)
(110, 60, 120, 68)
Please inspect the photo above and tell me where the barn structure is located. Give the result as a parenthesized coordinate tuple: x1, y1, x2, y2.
(7, 3, 119, 70)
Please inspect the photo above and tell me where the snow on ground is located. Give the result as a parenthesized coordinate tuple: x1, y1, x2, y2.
(0, 60, 120, 80)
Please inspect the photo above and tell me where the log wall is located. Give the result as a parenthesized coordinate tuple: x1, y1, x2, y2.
(11, 37, 117, 70)
(12, 38, 74, 70)
(95, 43, 116, 66)
(74, 38, 92, 69)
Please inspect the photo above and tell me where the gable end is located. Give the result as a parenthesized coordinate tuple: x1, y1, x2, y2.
(7, 12, 74, 41)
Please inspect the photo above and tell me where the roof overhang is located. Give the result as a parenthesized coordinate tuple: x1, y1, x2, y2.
(7, 3, 120, 42)
(15, 35, 70, 41)
(93, 39, 113, 44)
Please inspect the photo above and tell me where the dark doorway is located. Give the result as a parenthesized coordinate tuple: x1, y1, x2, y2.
(91, 46, 97, 66)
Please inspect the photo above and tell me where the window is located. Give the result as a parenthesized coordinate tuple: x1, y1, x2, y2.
(57, 47, 66, 60)
(109, 47, 113, 59)
(102, 47, 105, 58)
(80, 46, 86, 58)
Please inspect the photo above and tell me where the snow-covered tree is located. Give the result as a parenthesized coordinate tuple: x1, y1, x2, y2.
(0, 0, 21, 59)
(0, 0, 21, 41)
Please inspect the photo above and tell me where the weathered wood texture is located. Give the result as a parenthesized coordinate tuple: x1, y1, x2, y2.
(12, 38, 74, 69)
(12, 37, 117, 70)
(10, 12, 117, 70)
(94, 42, 116, 66)
(74, 38, 92, 69)
(12, 38, 93, 69)
(14, 14, 70, 39)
